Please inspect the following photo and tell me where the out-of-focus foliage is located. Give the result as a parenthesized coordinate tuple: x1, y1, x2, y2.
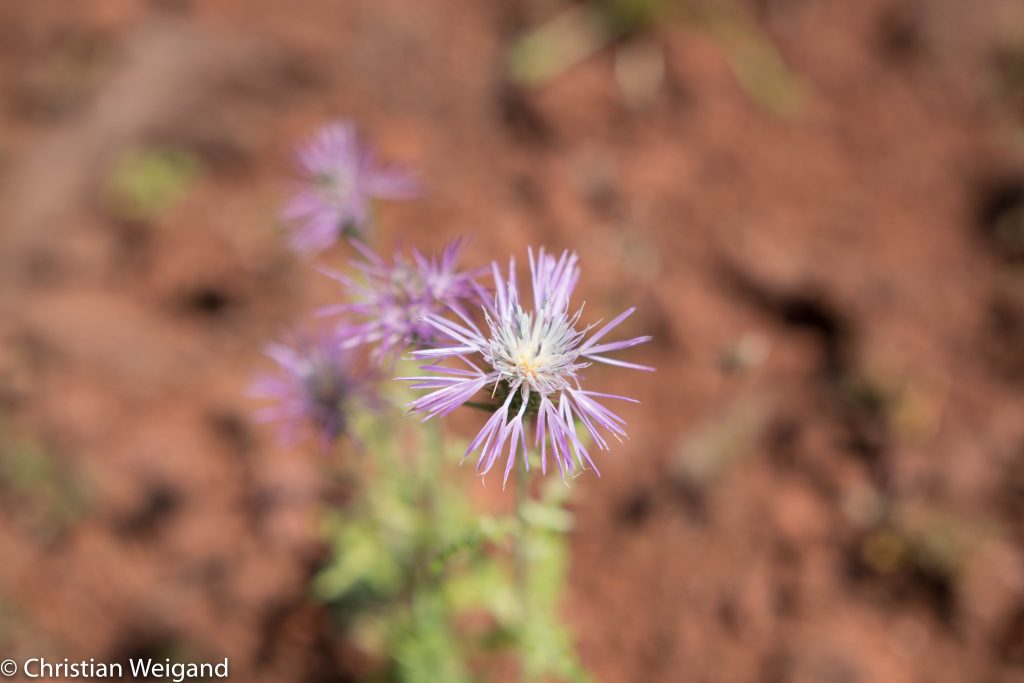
(519, 482, 594, 683)
(313, 387, 591, 682)
(697, 3, 804, 118)
(597, 0, 678, 34)
(0, 421, 89, 541)
(507, 0, 803, 117)
(507, 4, 610, 86)
(857, 502, 974, 583)
(105, 146, 200, 223)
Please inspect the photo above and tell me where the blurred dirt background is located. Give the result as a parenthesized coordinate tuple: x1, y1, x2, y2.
(4, 0, 1024, 681)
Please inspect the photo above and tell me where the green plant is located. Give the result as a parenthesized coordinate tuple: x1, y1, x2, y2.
(312, 392, 591, 682)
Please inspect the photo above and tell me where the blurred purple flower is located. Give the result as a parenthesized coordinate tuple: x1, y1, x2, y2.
(282, 121, 418, 254)
(250, 328, 371, 449)
(319, 239, 485, 364)
(403, 248, 652, 483)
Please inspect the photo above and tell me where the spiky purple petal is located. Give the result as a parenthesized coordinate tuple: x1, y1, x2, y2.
(282, 121, 419, 255)
(404, 247, 652, 484)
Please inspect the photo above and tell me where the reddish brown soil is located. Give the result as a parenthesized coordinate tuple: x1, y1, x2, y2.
(3, 1, 1024, 681)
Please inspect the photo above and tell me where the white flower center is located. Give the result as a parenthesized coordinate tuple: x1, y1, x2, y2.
(302, 359, 346, 408)
(487, 304, 586, 396)
(317, 170, 354, 209)
(388, 264, 424, 301)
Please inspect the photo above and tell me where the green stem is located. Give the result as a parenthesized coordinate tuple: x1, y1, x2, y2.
(418, 419, 444, 581)
(405, 415, 446, 657)
(515, 458, 533, 683)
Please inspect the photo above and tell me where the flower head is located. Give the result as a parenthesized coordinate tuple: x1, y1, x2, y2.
(282, 121, 418, 254)
(320, 239, 485, 365)
(250, 327, 371, 449)
(404, 248, 652, 483)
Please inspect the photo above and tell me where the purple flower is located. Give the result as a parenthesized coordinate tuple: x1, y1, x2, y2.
(250, 328, 371, 449)
(403, 248, 652, 483)
(282, 121, 419, 254)
(319, 239, 485, 365)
